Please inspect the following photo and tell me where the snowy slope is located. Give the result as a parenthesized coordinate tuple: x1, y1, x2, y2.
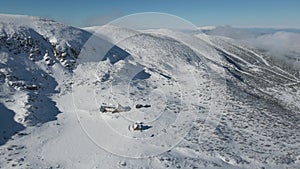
(79, 26, 300, 168)
(0, 14, 91, 140)
(0, 15, 299, 169)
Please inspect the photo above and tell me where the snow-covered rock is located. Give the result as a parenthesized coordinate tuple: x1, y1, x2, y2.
(0, 14, 299, 169)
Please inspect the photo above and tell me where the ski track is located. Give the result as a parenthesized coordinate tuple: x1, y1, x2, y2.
(0, 14, 299, 169)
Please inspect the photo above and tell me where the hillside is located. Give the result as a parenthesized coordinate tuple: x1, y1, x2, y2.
(0, 14, 299, 169)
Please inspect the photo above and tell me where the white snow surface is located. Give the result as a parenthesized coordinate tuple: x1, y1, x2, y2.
(0, 14, 299, 169)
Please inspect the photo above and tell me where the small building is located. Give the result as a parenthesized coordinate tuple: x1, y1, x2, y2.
(100, 104, 131, 113)
(135, 104, 151, 109)
(100, 105, 118, 113)
(129, 122, 151, 131)
(132, 122, 143, 131)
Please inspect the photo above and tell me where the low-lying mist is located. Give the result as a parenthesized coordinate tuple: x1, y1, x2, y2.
(206, 26, 300, 75)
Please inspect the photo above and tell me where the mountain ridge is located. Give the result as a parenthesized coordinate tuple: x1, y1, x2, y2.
(0, 14, 299, 169)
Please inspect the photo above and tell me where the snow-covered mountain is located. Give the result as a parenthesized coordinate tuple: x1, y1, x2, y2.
(0, 14, 299, 169)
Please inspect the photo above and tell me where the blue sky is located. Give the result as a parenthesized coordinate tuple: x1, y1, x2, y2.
(1, 0, 300, 28)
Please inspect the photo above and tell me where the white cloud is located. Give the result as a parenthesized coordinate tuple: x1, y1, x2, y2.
(206, 26, 300, 72)
(247, 31, 300, 71)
